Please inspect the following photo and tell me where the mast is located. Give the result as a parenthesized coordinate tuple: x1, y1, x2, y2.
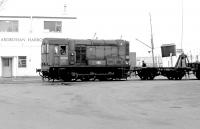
(181, 0, 184, 51)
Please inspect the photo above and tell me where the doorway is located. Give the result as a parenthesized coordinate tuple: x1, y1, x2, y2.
(2, 57, 12, 77)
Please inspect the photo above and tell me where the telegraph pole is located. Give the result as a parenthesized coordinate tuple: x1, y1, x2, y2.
(135, 13, 155, 67)
(149, 13, 155, 67)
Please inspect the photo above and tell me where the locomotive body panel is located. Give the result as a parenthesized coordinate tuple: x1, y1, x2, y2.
(41, 38, 129, 68)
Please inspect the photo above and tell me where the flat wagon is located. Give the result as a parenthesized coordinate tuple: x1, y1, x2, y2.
(133, 53, 200, 80)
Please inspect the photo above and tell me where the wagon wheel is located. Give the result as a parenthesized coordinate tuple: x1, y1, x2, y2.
(196, 75, 200, 80)
(177, 74, 184, 80)
(167, 76, 173, 80)
(178, 76, 183, 80)
(195, 71, 200, 80)
(174, 74, 179, 80)
(140, 76, 147, 80)
(174, 71, 184, 80)
(173, 76, 180, 80)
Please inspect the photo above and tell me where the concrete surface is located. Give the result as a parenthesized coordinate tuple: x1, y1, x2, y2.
(0, 77, 200, 129)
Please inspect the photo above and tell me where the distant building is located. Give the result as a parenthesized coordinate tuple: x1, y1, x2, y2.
(0, 16, 76, 77)
(129, 52, 136, 68)
(136, 56, 162, 67)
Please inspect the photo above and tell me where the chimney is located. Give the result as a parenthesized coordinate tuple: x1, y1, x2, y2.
(64, 3, 67, 15)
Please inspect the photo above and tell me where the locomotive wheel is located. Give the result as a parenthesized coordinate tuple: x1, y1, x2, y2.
(80, 76, 90, 81)
(71, 72, 78, 81)
(107, 77, 113, 81)
(61, 73, 72, 82)
(149, 75, 155, 80)
(63, 76, 72, 82)
(71, 75, 78, 81)
(98, 76, 108, 81)
(107, 72, 114, 81)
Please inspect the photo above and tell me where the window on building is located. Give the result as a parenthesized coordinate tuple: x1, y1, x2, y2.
(18, 56, 27, 68)
(0, 20, 18, 32)
(44, 21, 62, 32)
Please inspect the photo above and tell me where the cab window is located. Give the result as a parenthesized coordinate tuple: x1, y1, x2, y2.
(54, 46, 59, 54)
(60, 46, 66, 55)
(42, 44, 48, 53)
(41, 44, 46, 53)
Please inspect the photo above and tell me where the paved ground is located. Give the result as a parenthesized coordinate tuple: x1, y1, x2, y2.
(0, 76, 200, 129)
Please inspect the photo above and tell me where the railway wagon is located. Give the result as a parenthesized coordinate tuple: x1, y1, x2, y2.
(133, 53, 200, 80)
(39, 38, 130, 81)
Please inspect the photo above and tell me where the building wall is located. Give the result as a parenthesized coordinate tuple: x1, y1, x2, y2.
(0, 36, 41, 76)
(136, 56, 163, 67)
(0, 16, 76, 77)
(129, 52, 136, 68)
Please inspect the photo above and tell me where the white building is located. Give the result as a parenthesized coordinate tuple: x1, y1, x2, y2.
(0, 15, 76, 77)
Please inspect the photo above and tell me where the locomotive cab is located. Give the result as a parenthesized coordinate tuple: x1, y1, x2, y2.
(41, 38, 71, 68)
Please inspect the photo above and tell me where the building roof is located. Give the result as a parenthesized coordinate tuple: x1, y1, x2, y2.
(161, 43, 176, 47)
(0, 16, 77, 19)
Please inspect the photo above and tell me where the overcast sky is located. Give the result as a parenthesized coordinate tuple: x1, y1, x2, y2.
(1, 0, 200, 56)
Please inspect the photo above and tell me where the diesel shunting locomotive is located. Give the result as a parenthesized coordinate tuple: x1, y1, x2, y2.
(38, 38, 130, 81)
